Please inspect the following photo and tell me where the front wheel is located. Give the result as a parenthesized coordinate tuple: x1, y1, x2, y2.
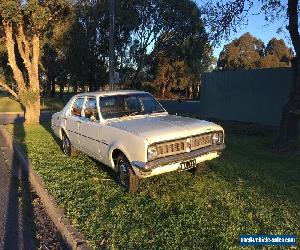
(117, 153, 139, 193)
(62, 133, 77, 157)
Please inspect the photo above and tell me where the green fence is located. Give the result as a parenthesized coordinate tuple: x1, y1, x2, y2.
(200, 68, 293, 126)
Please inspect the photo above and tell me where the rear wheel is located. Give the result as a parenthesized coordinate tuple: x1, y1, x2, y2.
(189, 162, 207, 176)
(62, 133, 77, 157)
(117, 153, 139, 193)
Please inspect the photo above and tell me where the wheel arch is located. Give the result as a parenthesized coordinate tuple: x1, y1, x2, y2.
(60, 127, 69, 140)
(110, 146, 132, 171)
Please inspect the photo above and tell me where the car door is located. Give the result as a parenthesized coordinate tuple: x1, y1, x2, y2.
(65, 97, 85, 149)
(79, 97, 102, 160)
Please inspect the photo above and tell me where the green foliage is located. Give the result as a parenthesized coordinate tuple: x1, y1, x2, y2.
(218, 33, 293, 70)
(0, 0, 72, 34)
(217, 32, 265, 70)
(7, 122, 300, 249)
(153, 59, 189, 97)
(0, 0, 20, 23)
(37, 0, 212, 96)
(260, 38, 294, 68)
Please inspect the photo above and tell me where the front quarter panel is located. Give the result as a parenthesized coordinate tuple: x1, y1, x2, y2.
(99, 124, 148, 170)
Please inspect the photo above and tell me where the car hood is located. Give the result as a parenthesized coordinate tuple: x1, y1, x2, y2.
(106, 114, 223, 144)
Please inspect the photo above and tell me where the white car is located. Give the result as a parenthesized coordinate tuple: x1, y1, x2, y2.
(51, 90, 225, 192)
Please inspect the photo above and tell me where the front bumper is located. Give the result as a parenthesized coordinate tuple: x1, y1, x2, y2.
(132, 144, 225, 173)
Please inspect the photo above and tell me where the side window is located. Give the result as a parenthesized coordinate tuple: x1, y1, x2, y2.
(71, 98, 84, 116)
(84, 97, 99, 121)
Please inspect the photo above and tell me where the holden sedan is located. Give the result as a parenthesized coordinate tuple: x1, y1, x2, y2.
(51, 90, 225, 192)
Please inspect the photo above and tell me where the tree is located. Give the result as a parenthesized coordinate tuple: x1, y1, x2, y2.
(204, 0, 300, 151)
(260, 38, 293, 68)
(153, 58, 188, 98)
(151, 29, 213, 98)
(129, 0, 208, 87)
(217, 32, 264, 70)
(218, 33, 293, 70)
(0, 0, 71, 124)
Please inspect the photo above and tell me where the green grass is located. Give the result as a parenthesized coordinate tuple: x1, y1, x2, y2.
(0, 96, 24, 112)
(6, 123, 300, 249)
(0, 96, 67, 112)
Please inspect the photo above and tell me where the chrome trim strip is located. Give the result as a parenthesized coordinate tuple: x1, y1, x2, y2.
(133, 144, 225, 171)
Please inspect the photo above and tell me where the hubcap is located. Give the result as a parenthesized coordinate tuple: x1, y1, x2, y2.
(118, 160, 129, 187)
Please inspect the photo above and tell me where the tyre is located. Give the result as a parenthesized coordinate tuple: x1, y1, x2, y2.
(117, 153, 139, 193)
(189, 162, 207, 176)
(62, 133, 77, 157)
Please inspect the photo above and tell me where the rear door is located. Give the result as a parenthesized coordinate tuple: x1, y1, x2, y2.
(79, 97, 102, 160)
(65, 97, 85, 149)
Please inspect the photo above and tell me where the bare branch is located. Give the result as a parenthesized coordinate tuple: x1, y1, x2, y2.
(0, 76, 18, 99)
(16, 25, 32, 78)
(3, 21, 26, 91)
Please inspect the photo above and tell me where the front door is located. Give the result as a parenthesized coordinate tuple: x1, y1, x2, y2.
(79, 97, 102, 160)
(65, 97, 85, 149)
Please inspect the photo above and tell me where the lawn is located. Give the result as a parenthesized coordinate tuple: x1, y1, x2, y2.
(0, 90, 67, 112)
(6, 122, 300, 249)
(0, 96, 24, 112)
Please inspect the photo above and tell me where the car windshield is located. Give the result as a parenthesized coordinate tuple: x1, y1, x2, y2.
(99, 93, 165, 119)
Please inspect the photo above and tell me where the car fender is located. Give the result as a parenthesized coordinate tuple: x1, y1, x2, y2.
(108, 143, 132, 170)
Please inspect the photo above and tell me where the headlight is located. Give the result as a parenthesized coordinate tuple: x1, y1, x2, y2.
(147, 145, 158, 161)
(212, 132, 223, 144)
(218, 132, 223, 144)
(212, 133, 219, 144)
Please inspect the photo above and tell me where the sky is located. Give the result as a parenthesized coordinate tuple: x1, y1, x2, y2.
(195, 0, 290, 58)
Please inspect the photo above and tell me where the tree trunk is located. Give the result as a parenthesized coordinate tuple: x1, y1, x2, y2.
(74, 83, 78, 94)
(51, 81, 56, 97)
(24, 99, 40, 124)
(2, 20, 41, 125)
(161, 83, 166, 98)
(275, 0, 300, 151)
(276, 58, 300, 151)
(59, 83, 64, 99)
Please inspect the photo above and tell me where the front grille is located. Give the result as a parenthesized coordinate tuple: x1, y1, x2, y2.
(154, 132, 215, 159)
(191, 134, 212, 150)
(156, 139, 187, 157)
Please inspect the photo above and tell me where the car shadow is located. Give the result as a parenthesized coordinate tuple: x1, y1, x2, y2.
(40, 121, 121, 188)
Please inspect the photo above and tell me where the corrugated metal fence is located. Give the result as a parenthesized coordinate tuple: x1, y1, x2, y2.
(200, 68, 293, 126)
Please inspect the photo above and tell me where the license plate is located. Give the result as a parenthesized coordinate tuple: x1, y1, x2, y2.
(179, 159, 196, 171)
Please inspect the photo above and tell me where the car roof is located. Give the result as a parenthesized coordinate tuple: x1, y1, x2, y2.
(75, 90, 149, 98)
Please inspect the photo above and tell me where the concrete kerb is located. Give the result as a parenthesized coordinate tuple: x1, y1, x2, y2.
(0, 126, 92, 250)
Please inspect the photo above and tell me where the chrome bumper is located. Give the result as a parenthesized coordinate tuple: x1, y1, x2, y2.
(132, 144, 225, 172)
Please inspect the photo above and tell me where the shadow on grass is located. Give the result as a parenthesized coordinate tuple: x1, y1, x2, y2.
(40, 121, 121, 188)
